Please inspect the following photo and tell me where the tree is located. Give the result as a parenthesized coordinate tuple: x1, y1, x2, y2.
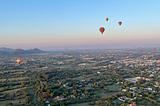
(158, 98, 160, 102)
(105, 100, 108, 104)
(126, 92, 131, 98)
(52, 98, 57, 104)
(102, 96, 107, 100)
(50, 92, 54, 97)
(95, 101, 101, 105)
(38, 97, 41, 102)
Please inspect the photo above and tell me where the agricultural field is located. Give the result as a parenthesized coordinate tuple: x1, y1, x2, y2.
(0, 69, 28, 74)
(0, 85, 22, 92)
(78, 63, 97, 69)
(0, 77, 29, 82)
(3, 87, 26, 94)
(121, 69, 134, 72)
(54, 65, 71, 68)
(96, 89, 121, 98)
(39, 60, 56, 63)
(112, 99, 126, 104)
(72, 76, 85, 81)
(0, 98, 25, 106)
(59, 58, 76, 62)
(106, 84, 121, 91)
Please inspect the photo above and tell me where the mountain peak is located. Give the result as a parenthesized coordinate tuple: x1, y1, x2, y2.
(10, 49, 25, 53)
(0, 47, 14, 52)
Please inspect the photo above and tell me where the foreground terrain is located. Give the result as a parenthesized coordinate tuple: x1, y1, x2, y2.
(1, 48, 160, 106)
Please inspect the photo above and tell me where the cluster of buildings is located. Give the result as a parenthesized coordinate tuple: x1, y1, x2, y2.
(125, 77, 150, 83)
(118, 96, 136, 102)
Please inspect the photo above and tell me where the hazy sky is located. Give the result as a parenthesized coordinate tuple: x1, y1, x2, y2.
(0, 0, 160, 50)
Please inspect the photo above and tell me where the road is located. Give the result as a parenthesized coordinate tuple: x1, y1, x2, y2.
(34, 79, 41, 106)
(34, 95, 41, 106)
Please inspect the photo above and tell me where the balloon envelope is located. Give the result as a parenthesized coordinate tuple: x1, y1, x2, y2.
(118, 21, 122, 26)
(17, 58, 22, 64)
(99, 27, 105, 34)
(106, 18, 109, 21)
(153, 47, 156, 50)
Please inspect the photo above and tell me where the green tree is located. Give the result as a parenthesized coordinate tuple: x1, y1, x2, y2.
(102, 96, 107, 100)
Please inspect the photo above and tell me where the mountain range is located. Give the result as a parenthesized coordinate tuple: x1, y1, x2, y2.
(0, 47, 13, 52)
(0, 47, 45, 55)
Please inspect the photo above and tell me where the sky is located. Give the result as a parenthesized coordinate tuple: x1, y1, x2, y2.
(0, 0, 160, 50)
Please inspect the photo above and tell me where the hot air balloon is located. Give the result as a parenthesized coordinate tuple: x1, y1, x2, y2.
(118, 21, 122, 26)
(99, 27, 105, 34)
(153, 47, 156, 50)
(17, 58, 22, 64)
(106, 18, 109, 21)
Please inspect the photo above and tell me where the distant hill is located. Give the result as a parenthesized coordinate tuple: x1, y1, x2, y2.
(0, 47, 13, 52)
(0, 47, 45, 55)
(10, 49, 26, 53)
(10, 48, 45, 54)
(26, 48, 45, 53)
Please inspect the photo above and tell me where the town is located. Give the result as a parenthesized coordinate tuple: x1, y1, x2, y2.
(0, 48, 160, 106)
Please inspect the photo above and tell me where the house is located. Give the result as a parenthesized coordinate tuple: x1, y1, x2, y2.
(130, 87, 137, 90)
(54, 96, 67, 101)
(122, 89, 126, 92)
(42, 66, 48, 69)
(45, 101, 49, 103)
(58, 62, 64, 65)
(147, 88, 152, 91)
(70, 94, 76, 98)
(127, 104, 136, 106)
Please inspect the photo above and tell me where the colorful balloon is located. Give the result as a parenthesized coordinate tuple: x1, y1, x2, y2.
(118, 21, 122, 26)
(106, 18, 109, 21)
(99, 27, 105, 34)
(153, 47, 156, 50)
(17, 58, 22, 64)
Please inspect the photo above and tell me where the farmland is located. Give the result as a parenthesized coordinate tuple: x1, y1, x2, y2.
(0, 77, 29, 82)
(106, 84, 121, 91)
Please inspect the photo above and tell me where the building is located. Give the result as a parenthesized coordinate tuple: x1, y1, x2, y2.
(127, 104, 136, 106)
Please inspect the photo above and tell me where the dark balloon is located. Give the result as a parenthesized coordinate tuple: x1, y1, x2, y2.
(118, 21, 122, 26)
(99, 27, 105, 34)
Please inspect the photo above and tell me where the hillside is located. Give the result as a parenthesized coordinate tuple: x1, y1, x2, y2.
(0, 47, 13, 52)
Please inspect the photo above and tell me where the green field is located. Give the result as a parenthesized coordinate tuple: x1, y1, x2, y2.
(54, 65, 70, 68)
(0, 98, 25, 106)
(112, 99, 126, 104)
(57, 58, 76, 62)
(121, 69, 134, 72)
(40, 60, 56, 63)
(25, 66, 36, 68)
(106, 84, 121, 91)
(63, 58, 76, 62)
(88, 74, 94, 77)
(0, 85, 22, 92)
(3, 87, 26, 94)
(72, 76, 85, 80)
(78, 63, 97, 69)
(0, 77, 29, 82)
(0, 69, 28, 74)
(95, 89, 120, 98)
